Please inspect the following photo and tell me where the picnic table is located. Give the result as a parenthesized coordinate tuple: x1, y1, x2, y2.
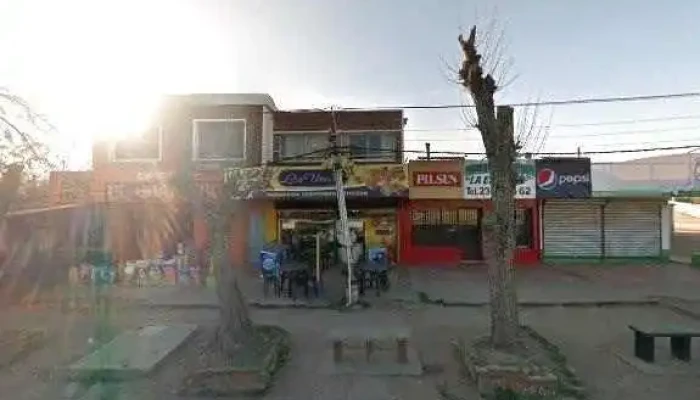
(629, 324, 700, 363)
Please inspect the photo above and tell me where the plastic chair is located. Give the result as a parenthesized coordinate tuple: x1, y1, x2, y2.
(260, 250, 282, 298)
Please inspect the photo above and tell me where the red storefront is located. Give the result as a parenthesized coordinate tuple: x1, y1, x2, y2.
(398, 159, 540, 266)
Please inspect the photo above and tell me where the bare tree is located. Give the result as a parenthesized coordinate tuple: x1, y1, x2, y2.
(0, 89, 61, 217)
(172, 168, 256, 358)
(458, 27, 520, 347)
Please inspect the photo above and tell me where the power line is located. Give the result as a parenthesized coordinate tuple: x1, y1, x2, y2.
(553, 114, 700, 127)
(268, 91, 700, 115)
(338, 91, 700, 111)
(404, 113, 700, 133)
(404, 124, 700, 142)
(275, 143, 700, 161)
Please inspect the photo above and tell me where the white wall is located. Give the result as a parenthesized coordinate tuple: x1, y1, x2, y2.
(592, 153, 700, 194)
(662, 203, 672, 253)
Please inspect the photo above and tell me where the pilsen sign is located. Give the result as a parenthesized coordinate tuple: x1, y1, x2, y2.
(408, 159, 464, 199)
(412, 171, 461, 187)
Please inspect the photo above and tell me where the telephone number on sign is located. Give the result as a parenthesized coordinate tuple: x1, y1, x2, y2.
(465, 186, 533, 196)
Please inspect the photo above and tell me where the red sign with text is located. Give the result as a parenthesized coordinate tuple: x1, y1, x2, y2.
(412, 171, 461, 187)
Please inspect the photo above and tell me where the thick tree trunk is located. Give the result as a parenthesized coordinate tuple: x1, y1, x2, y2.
(459, 29, 521, 348)
(485, 162, 520, 346)
(209, 213, 254, 357)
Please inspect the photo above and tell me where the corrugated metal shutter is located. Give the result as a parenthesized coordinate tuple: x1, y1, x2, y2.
(604, 202, 661, 257)
(544, 200, 602, 257)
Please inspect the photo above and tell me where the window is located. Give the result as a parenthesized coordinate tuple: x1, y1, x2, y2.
(111, 128, 162, 161)
(274, 133, 328, 162)
(193, 119, 246, 161)
(347, 132, 399, 160)
(515, 208, 533, 248)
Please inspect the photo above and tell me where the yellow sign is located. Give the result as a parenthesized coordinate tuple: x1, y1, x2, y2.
(265, 164, 408, 198)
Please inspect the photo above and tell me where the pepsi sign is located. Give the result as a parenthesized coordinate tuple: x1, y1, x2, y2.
(535, 158, 591, 198)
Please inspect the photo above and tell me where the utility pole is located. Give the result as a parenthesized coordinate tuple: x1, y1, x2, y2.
(327, 108, 355, 305)
(425, 142, 431, 160)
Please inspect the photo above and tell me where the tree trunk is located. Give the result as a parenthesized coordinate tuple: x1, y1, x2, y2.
(486, 174, 519, 345)
(208, 212, 254, 357)
(484, 107, 520, 348)
(459, 28, 521, 348)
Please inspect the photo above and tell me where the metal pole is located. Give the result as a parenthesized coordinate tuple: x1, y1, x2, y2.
(328, 107, 354, 305)
(425, 142, 431, 160)
(334, 164, 354, 305)
(315, 232, 321, 283)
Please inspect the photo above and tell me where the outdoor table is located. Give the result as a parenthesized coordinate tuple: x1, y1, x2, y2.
(356, 262, 389, 296)
(280, 262, 313, 298)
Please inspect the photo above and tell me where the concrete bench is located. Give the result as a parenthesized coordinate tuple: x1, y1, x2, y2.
(329, 327, 410, 364)
(629, 324, 700, 363)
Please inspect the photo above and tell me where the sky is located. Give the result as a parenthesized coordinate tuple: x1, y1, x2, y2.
(2, 0, 700, 169)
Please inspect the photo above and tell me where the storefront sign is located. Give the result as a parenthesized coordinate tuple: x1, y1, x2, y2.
(535, 158, 591, 198)
(106, 182, 175, 202)
(226, 164, 408, 199)
(413, 171, 461, 187)
(408, 160, 464, 199)
(464, 160, 536, 199)
(278, 169, 335, 187)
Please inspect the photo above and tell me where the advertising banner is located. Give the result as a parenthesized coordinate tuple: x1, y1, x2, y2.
(408, 159, 464, 199)
(413, 171, 461, 187)
(535, 158, 592, 198)
(464, 160, 536, 199)
(226, 164, 408, 199)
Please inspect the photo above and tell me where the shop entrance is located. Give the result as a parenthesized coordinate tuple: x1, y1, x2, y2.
(411, 208, 483, 260)
(276, 204, 398, 266)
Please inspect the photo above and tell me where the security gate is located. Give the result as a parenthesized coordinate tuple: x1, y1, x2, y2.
(604, 202, 661, 257)
(543, 200, 603, 257)
(411, 208, 482, 260)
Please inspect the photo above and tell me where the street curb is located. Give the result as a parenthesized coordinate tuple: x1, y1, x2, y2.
(112, 300, 336, 311)
(418, 295, 661, 308)
(424, 301, 660, 308)
(655, 296, 700, 320)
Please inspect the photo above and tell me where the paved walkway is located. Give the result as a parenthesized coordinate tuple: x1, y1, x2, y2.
(389, 263, 700, 305)
(38, 263, 700, 311)
(5, 305, 700, 400)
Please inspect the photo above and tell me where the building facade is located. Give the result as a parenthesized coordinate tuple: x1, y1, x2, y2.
(248, 109, 407, 265)
(400, 158, 539, 266)
(50, 93, 276, 263)
(49, 94, 682, 268)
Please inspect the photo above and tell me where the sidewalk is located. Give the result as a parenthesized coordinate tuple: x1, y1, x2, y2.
(37, 262, 700, 310)
(390, 262, 700, 305)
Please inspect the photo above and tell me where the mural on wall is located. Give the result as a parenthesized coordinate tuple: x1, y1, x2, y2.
(105, 182, 176, 202)
(225, 164, 408, 199)
(56, 171, 92, 204)
(464, 159, 536, 199)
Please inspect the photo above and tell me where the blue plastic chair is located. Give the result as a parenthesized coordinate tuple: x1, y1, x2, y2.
(260, 250, 282, 297)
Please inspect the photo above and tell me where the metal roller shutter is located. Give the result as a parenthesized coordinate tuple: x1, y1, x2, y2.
(604, 202, 661, 257)
(544, 200, 602, 257)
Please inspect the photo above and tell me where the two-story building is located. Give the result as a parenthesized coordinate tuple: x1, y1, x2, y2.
(243, 109, 408, 265)
(50, 95, 409, 267)
(51, 93, 276, 263)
